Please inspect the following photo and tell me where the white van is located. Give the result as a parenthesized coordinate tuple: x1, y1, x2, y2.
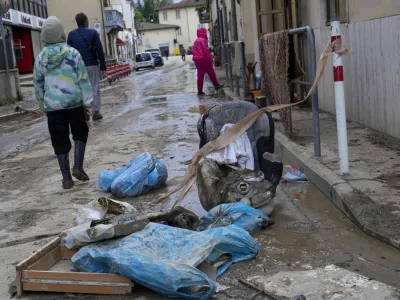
(135, 52, 155, 71)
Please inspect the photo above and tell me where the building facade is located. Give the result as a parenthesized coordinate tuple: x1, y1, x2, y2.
(106, 0, 137, 60)
(1, 0, 48, 73)
(158, 0, 208, 52)
(47, 0, 108, 54)
(208, 0, 400, 139)
(136, 22, 179, 54)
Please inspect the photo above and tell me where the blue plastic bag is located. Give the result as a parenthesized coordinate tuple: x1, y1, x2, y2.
(72, 223, 260, 299)
(98, 165, 129, 192)
(256, 72, 262, 90)
(98, 153, 168, 198)
(199, 203, 271, 233)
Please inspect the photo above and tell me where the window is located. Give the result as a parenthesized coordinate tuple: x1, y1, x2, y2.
(176, 9, 180, 19)
(177, 28, 182, 36)
(327, 0, 347, 23)
(16, 0, 48, 18)
(256, 0, 286, 37)
(103, 0, 109, 7)
(163, 11, 168, 21)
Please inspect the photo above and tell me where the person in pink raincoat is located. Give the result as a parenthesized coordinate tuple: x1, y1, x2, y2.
(192, 28, 224, 95)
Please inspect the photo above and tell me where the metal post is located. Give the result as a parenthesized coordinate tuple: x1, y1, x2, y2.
(240, 41, 247, 96)
(331, 21, 349, 175)
(288, 26, 321, 157)
(0, 14, 12, 101)
(235, 77, 240, 96)
(226, 43, 233, 91)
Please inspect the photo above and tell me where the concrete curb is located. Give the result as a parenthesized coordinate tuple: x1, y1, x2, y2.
(0, 111, 26, 122)
(275, 131, 400, 250)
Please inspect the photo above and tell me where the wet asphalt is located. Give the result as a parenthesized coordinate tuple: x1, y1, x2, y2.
(1, 57, 399, 300)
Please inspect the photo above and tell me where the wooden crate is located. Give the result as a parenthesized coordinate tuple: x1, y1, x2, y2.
(16, 237, 133, 296)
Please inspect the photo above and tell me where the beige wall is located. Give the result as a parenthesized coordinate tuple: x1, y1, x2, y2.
(349, 0, 400, 23)
(47, 0, 105, 47)
(138, 28, 178, 54)
(298, 1, 400, 138)
(159, 7, 208, 48)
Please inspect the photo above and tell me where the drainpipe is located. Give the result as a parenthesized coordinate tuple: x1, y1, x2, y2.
(100, 0, 109, 55)
(221, 1, 229, 42)
(230, 0, 238, 41)
(185, 8, 191, 43)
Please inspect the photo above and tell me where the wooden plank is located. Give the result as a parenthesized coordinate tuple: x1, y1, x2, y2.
(22, 282, 132, 295)
(23, 270, 132, 283)
(27, 246, 60, 271)
(16, 237, 60, 271)
(59, 246, 78, 260)
(16, 237, 60, 296)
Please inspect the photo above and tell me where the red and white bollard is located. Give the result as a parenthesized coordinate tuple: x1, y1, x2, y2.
(331, 21, 349, 175)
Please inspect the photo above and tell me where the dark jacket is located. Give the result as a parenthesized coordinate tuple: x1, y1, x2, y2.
(67, 26, 106, 71)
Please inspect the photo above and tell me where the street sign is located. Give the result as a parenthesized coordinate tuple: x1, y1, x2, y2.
(198, 7, 210, 24)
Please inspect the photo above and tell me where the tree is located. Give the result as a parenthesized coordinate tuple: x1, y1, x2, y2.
(136, 0, 173, 23)
(135, 10, 146, 22)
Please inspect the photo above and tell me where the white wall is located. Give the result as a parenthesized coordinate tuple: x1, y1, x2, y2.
(138, 28, 178, 54)
(158, 6, 208, 48)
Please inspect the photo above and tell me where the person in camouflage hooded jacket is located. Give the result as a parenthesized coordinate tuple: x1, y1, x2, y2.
(33, 16, 93, 190)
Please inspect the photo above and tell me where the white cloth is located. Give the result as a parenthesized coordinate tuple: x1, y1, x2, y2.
(206, 123, 255, 170)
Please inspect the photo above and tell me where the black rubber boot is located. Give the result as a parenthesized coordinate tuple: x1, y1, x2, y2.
(215, 84, 225, 90)
(57, 154, 74, 189)
(92, 111, 103, 121)
(197, 91, 205, 96)
(72, 141, 90, 181)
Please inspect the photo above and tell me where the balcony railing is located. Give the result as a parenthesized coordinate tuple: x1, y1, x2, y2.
(105, 10, 124, 31)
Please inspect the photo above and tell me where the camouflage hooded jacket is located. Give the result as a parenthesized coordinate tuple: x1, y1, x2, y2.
(33, 43, 93, 112)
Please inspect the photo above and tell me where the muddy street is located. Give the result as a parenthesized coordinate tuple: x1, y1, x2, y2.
(0, 57, 399, 300)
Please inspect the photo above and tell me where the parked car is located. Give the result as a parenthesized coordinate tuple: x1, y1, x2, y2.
(135, 52, 155, 71)
(150, 52, 164, 67)
(187, 46, 194, 55)
(145, 48, 161, 56)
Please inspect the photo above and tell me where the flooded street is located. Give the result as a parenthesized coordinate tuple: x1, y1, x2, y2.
(0, 57, 399, 299)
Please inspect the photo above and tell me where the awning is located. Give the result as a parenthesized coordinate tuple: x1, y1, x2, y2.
(116, 38, 126, 46)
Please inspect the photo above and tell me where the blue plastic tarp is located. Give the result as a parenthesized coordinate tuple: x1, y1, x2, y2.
(72, 223, 260, 299)
(98, 152, 168, 197)
(199, 203, 271, 233)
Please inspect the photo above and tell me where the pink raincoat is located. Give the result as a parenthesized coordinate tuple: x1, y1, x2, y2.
(193, 28, 218, 91)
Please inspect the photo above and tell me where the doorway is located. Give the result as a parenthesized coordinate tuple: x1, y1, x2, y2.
(13, 27, 33, 73)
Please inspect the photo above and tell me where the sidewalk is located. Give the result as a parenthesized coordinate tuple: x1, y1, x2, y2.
(223, 86, 400, 249)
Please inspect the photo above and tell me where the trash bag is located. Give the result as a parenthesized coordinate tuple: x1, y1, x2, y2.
(199, 203, 271, 233)
(98, 165, 129, 192)
(98, 152, 168, 198)
(256, 72, 262, 90)
(73, 197, 136, 225)
(61, 213, 149, 249)
(72, 223, 260, 299)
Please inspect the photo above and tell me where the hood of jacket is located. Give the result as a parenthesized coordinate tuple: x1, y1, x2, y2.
(40, 43, 69, 71)
(197, 27, 208, 39)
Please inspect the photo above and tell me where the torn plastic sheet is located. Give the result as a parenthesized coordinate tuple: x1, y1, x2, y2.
(72, 223, 260, 299)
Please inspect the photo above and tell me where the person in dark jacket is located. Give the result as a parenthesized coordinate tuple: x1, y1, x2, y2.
(181, 48, 186, 61)
(67, 12, 106, 121)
